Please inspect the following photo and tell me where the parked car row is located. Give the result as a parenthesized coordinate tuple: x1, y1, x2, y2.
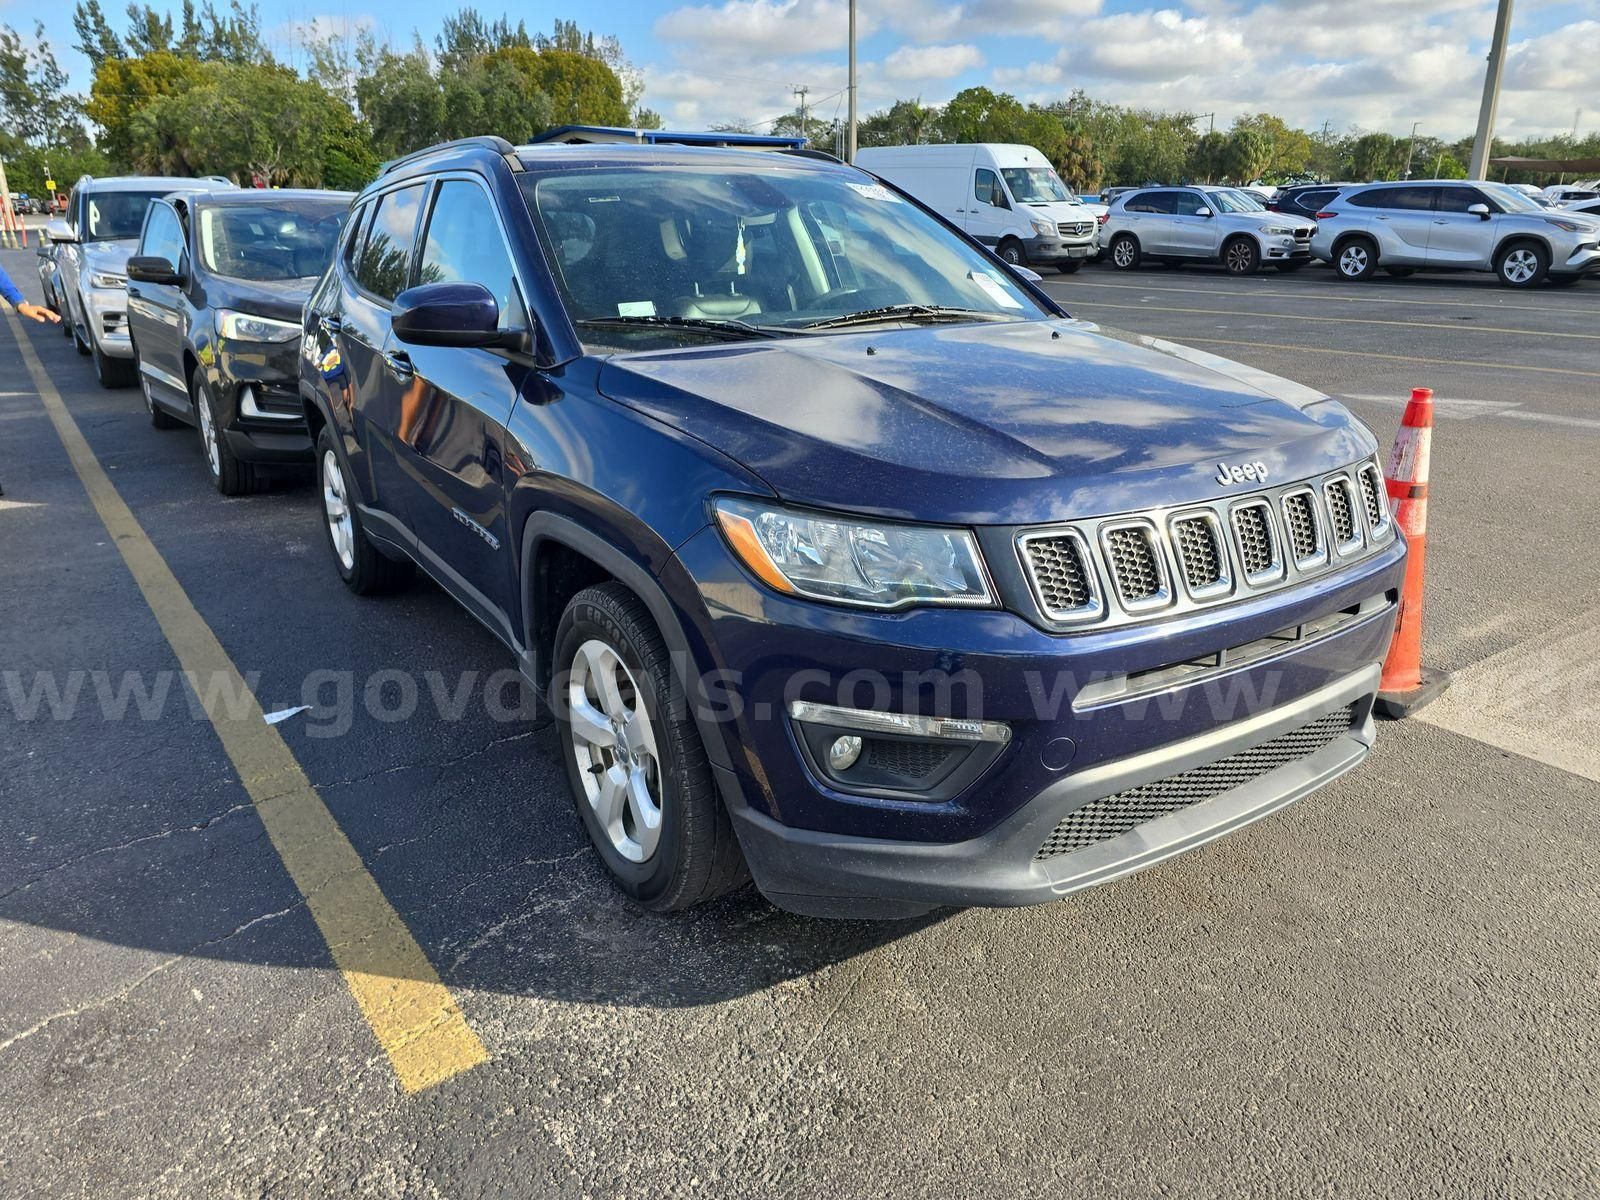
(1095, 179, 1600, 288)
(31, 135, 1409, 923)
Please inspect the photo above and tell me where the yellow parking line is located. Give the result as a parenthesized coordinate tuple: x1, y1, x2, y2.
(4, 312, 487, 1094)
(1143, 333, 1600, 379)
(1052, 276, 1600, 316)
(1078, 299, 1600, 341)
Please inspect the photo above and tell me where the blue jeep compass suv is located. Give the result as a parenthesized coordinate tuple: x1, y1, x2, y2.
(301, 135, 1407, 919)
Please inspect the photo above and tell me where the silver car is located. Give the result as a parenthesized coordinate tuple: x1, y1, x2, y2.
(1311, 180, 1600, 288)
(47, 174, 231, 388)
(1102, 186, 1316, 275)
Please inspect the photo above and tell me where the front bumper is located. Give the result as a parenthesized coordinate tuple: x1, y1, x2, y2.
(1555, 243, 1600, 277)
(214, 339, 313, 464)
(660, 523, 1407, 916)
(82, 287, 132, 356)
(732, 665, 1380, 917)
(1023, 234, 1097, 264)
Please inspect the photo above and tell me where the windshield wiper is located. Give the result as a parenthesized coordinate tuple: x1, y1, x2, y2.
(576, 315, 787, 340)
(800, 304, 1009, 331)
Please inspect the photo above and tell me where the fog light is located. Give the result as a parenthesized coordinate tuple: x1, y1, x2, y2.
(828, 735, 863, 771)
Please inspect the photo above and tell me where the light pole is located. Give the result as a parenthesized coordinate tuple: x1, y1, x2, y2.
(1468, 0, 1514, 180)
(846, 0, 857, 162)
(1403, 121, 1421, 178)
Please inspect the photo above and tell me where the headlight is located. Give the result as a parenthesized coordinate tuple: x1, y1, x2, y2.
(1543, 217, 1585, 233)
(90, 271, 126, 290)
(1258, 225, 1298, 236)
(1031, 217, 1055, 237)
(217, 309, 300, 343)
(713, 497, 993, 609)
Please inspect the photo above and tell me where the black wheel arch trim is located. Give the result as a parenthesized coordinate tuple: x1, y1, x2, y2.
(518, 512, 734, 772)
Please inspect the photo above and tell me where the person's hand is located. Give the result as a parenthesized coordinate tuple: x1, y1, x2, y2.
(16, 302, 61, 324)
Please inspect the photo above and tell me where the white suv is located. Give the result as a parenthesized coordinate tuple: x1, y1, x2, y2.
(1311, 180, 1600, 288)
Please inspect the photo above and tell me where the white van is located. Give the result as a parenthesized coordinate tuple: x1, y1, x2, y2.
(855, 143, 1099, 272)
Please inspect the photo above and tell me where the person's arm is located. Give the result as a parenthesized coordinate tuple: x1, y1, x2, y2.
(0, 263, 22, 308)
(0, 262, 61, 324)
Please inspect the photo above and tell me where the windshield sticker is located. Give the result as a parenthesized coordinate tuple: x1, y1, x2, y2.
(618, 300, 657, 317)
(968, 272, 1024, 309)
(847, 181, 901, 203)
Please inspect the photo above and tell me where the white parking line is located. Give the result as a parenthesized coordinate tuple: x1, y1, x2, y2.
(1342, 393, 1600, 432)
(1049, 276, 1600, 316)
(1418, 609, 1600, 784)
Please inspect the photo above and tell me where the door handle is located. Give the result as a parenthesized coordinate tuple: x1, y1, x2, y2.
(321, 314, 343, 334)
(384, 350, 414, 381)
(1432, 219, 1448, 224)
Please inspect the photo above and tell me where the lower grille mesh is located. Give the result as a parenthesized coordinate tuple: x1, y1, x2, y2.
(862, 738, 954, 781)
(1034, 705, 1357, 860)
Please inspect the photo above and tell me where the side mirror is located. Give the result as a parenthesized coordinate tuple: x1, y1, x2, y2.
(46, 219, 77, 244)
(1195, 206, 1213, 218)
(127, 255, 184, 286)
(1467, 203, 1491, 220)
(392, 281, 509, 348)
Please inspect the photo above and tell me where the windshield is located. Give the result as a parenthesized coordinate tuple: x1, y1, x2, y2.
(1000, 167, 1071, 204)
(199, 200, 350, 281)
(520, 164, 1045, 351)
(1479, 184, 1544, 214)
(84, 191, 166, 242)
(1207, 189, 1266, 214)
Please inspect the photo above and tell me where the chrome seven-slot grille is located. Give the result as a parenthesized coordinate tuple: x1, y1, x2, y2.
(1058, 220, 1094, 237)
(1018, 461, 1392, 629)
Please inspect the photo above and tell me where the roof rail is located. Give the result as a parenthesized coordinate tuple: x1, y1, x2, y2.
(379, 136, 521, 177)
(526, 125, 806, 150)
(781, 147, 843, 164)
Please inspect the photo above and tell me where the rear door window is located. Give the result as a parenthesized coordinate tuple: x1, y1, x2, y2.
(1350, 186, 1435, 211)
(353, 184, 425, 301)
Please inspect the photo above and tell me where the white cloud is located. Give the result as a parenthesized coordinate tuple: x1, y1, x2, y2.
(655, 0, 869, 57)
(883, 44, 984, 82)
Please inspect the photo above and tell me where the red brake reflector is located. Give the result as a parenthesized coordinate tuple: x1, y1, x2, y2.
(1314, 210, 1338, 219)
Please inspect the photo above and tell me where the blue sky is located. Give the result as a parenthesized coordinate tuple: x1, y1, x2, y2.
(8, 0, 1597, 140)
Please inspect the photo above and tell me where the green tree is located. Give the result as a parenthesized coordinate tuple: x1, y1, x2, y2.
(86, 50, 206, 166)
(355, 48, 446, 157)
(1231, 112, 1312, 178)
(1346, 131, 1406, 181)
(1187, 130, 1228, 182)
(1220, 127, 1272, 183)
(2, 23, 86, 146)
(511, 46, 628, 126)
(857, 98, 935, 148)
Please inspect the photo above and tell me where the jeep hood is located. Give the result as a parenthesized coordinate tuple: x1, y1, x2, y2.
(597, 319, 1375, 526)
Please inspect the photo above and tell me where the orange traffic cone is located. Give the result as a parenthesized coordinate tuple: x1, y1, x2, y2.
(1374, 387, 1450, 718)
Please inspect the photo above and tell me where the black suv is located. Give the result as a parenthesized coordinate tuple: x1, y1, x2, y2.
(1270, 183, 1352, 220)
(301, 135, 1404, 919)
(125, 188, 353, 494)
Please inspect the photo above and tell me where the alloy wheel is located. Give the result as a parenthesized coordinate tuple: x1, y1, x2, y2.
(1502, 249, 1537, 285)
(1113, 240, 1135, 267)
(1225, 241, 1256, 273)
(321, 449, 356, 571)
(196, 388, 221, 477)
(1338, 245, 1369, 277)
(566, 638, 664, 864)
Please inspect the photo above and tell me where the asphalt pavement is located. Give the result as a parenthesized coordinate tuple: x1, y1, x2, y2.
(1, 248, 1596, 1198)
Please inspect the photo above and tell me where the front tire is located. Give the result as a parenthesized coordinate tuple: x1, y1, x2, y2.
(1222, 237, 1260, 275)
(554, 582, 747, 912)
(1109, 234, 1141, 271)
(91, 335, 136, 388)
(1495, 241, 1549, 288)
(193, 372, 261, 496)
(315, 425, 412, 595)
(1334, 237, 1379, 281)
(996, 238, 1026, 267)
(141, 373, 181, 429)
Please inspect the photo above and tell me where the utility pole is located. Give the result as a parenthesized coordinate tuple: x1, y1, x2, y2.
(793, 85, 810, 146)
(1403, 121, 1421, 178)
(846, 0, 857, 162)
(1468, 0, 1514, 180)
